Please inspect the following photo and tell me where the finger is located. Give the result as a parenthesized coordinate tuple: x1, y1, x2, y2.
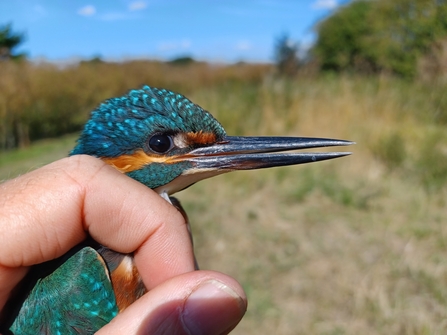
(79, 156, 195, 288)
(0, 155, 194, 309)
(97, 270, 247, 335)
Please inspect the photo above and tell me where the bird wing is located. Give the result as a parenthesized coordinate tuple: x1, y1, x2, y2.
(10, 247, 118, 335)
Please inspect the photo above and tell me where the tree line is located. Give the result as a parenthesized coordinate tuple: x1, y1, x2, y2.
(312, 0, 447, 78)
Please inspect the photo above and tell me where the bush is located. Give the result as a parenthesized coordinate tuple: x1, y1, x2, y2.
(313, 0, 447, 78)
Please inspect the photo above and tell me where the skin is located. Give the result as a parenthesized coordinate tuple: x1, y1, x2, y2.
(0, 155, 247, 334)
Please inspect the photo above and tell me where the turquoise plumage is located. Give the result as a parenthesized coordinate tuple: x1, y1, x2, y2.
(10, 248, 118, 334)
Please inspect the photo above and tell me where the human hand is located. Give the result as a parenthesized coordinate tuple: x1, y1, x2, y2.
(0, 155, 247, 334)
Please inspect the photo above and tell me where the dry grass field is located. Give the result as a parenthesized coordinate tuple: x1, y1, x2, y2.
(1, 65, 447, 334)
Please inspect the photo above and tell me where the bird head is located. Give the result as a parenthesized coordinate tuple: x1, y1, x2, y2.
(71, 86, 352, 195)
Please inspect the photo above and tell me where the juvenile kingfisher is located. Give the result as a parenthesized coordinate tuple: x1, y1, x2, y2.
(3, 85, 352, 334)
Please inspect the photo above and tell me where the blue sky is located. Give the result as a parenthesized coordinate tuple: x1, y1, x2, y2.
(0, 0, 351, 63)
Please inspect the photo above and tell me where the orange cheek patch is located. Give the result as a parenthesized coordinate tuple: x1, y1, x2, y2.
(186, 131, 217, 145)
(102, 150, 178, 173)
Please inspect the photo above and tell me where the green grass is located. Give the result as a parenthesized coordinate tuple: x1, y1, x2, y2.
(0, 134, 77, 181)
(2, 74, 447, 334)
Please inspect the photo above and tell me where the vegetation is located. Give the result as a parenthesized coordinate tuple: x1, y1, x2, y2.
(0, 23, 26, 61)
(313, 0, 447, 78)
(313, 1, 373, 73)
(167, 55, 196, 66)
(274, 33, 300, 76)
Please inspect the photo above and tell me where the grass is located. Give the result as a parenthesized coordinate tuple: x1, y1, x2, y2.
(2, 69, 447, 334)
(0, 134, 77, 181)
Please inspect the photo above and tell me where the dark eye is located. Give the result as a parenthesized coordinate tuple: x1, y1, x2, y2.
(148, 134, 173, 153)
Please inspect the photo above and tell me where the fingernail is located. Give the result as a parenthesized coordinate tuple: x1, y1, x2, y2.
(181, 280, 246, 335)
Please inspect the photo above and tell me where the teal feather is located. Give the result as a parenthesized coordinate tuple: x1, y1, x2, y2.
(70, 85, 226, 159)
(10, 247, 118, 334)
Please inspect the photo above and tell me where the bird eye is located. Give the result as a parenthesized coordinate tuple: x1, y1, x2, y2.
(148, 134, 173, 153)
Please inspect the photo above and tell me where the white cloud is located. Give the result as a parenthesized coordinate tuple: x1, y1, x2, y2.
(78, 5, 96, 16)
(236, 41, 252, 51)
(129, 1, 147, 11)
(311, 0, 338, 10)
(77, 2, 148, 21)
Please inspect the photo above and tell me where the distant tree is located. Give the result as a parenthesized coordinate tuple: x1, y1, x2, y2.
(313, 0, 447, 78)
(312, 1, 375, 73)
(80, 55, 105, 65)
(274, 33, 300, 76)
(368, 0, 447, 77)
(0, 23, 26, 61)
(168, 56, 195, 66)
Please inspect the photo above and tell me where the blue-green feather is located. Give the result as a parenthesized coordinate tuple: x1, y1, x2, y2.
(10, 247, 118, 334)
(70, 86, 226, 158)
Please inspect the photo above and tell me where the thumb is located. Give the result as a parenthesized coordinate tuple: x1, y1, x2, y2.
(97, 270, 247, 335)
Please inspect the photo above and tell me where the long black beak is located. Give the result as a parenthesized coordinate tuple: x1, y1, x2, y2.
(185, 136, 353, 170)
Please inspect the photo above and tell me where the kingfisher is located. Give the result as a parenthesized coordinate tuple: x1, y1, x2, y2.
(3, 85, 352, 334)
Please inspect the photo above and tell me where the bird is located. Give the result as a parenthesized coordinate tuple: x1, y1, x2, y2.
(3, 85, 353, 334)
